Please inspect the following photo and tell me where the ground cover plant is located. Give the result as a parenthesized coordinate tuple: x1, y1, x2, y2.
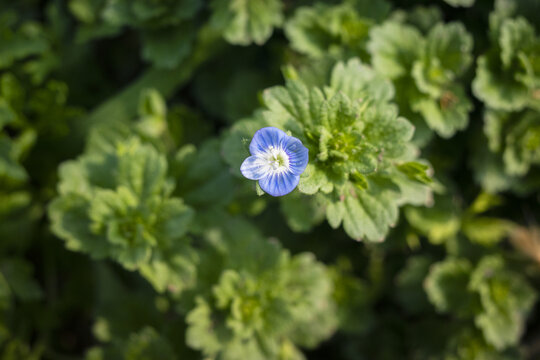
(1, 0, 540, 359)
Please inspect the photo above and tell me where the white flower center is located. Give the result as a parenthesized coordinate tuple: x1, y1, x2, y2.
(263, 145, 290, 173)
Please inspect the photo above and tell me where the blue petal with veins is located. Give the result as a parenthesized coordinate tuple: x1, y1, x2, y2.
(240, 127, 308, 196)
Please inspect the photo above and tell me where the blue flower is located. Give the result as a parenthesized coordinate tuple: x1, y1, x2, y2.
(240, 127, 309, 197)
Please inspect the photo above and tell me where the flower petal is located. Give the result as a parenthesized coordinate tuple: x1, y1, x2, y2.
(281, 136, 309, 176)
(249, 127, 288, 155)
(240, 156, 270, 180)
(259, 172, 300, 197)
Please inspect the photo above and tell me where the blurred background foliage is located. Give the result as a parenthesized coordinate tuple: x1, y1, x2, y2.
(1, 0, 540, 359)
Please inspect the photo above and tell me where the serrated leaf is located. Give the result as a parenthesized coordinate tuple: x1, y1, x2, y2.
(368, 22, 424, 79)
(210, 0, 283, 46)
(115, 138, 169, 199)
(401, 6, 443, 33)
(499, 17, 535, 68)
(297, 164, 333, 195)
(472, 53, 531, 111)
(284, 2, 376, 59)
(337, 178, 400, 241)
(49, 134, 194, 272)
(411, 85, 473, 138)
(49, 194, 110, 258)
(232, 59, 430, 241)
(328, 58, 394, 103)
(138, 242, 196, 295)
(412, 22, 473, 98)
(443, 327, 512, 360)
(186, 218, 336, 358)
(473, 17, 539, 111)
(425, 258, 478, 316)
(470, 255, 537, 350)
(503, 110, 540, 175)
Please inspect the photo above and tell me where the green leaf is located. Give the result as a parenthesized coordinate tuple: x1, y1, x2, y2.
(473, 52, 531, 111)
(481, 109, 540, 179)
(280, 192, 325, 233)
(138, 243, 197, 295)
(297, 164, 333, 195)
(425, 258, 478, 317)
(228, 59, 430, 241)
(412, 22, 473, 98)
(0, 135, 29, 187)
(49, 194, 110, 258)
(185, 298, 223, 357)
(397, 161, 433, 185)
(102, 0, 201, 28)
(503, 110, 540, 175)
(0, 73, 82, 188)
(115, 138, 169, 199)
(411, 85, 473, 138)
(69, 0, 102, 24)
(462, 217, 513, 246)
(264, 60, 416, 183)
(328, 177, 401, 241)
(221, 114, 267, 177)
(470, 133, 528, 194)
(472, 17, 539, 111)
(400, 6, 443, 33)
(443, 0, 475, 7)
(368, 22, 424, 79)
(467, 192, 504, 214)
(173, 140, 237, 210)
(138, 88, 166, 118)
(284, 2, 377, 59)
(328, 58, 394, 104)
(405, 195, 461, 245)
(124, 327, 176, 360)
(210, 0, 283, 46)
(49, 134, 194, 272)
(0, 259, 43, 302)
(186, 217, 337, 359)
(443, 328, 515, 360)
(0, 21, 49, 69)
(491, 0, 540, 35)
(141, 24, 194, 69)
(470, 255, 537, 350)
(499, 17, 535, 68)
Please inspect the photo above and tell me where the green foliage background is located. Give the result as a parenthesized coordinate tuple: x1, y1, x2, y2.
(1, 0, 540, 359)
